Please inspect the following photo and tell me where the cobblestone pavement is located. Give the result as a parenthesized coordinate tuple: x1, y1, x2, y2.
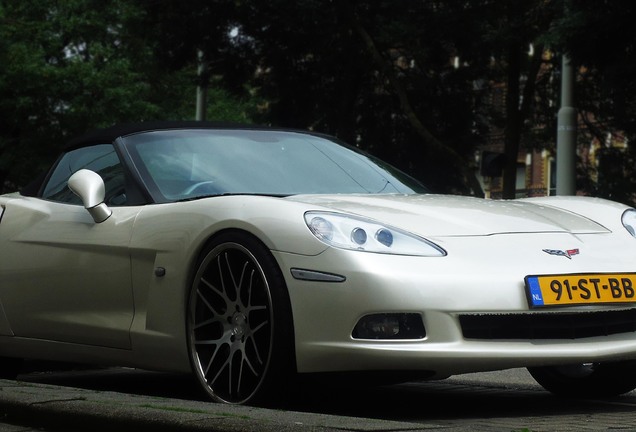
(0, 367, 634, 431)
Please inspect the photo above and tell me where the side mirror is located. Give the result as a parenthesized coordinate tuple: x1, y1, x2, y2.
(68, 169, 112, 223)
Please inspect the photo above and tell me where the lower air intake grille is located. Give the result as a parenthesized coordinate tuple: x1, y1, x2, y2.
(459, 309, 636, 340)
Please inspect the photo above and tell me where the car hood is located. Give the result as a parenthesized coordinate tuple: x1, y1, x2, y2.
(286, 194, 610, 237)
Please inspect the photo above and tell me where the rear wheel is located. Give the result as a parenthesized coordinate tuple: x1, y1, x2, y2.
(528, 361, 636, 397)
(187, 232, 294, 405)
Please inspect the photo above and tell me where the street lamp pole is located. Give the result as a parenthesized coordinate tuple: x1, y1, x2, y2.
(196, 50, 207, 121)
(556, 53, 577, 195)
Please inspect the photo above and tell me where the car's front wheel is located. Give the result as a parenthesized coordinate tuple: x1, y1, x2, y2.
(528, 361, 636, 397)
(187, 232, 295, 405)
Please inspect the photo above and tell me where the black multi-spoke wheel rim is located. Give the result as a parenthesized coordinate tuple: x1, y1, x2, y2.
(188, 242, 274, 404)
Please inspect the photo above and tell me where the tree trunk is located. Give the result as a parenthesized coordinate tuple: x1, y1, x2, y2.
(0, 168, 6, 195)
(502, 43, 522, 199)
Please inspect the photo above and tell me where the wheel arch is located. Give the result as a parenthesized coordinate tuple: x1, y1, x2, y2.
(186, 227, 284, 299)
(186, 227, 299, 375)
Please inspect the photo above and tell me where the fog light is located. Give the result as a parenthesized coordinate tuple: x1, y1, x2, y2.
(352, 313, 426, 340)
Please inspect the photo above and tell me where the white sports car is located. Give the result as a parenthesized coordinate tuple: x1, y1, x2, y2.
(2, 121, 636, 405)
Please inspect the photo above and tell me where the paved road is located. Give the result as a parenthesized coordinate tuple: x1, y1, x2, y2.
(0, 365, 635, 431)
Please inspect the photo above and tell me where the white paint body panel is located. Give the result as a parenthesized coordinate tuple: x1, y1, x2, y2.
(1, 192, 636, 378)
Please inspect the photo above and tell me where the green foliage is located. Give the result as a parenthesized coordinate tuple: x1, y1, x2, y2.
(1, 0, 636, 200)
(0, 0, 255, 191)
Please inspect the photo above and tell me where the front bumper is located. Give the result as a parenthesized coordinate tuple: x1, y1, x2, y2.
(273, 232, 636, 376)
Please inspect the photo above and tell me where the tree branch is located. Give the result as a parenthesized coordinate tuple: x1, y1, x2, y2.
(347, 9, 483, 196)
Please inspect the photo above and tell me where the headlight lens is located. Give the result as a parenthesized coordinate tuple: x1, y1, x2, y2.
(622, 209, 636, 237)
(305, 211, 446, 256)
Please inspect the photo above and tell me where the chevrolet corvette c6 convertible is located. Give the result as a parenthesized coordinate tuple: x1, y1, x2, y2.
(2, 121, 636, 404)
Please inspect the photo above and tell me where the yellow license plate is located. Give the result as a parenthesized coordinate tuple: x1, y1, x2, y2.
(525, 273, 636, 307)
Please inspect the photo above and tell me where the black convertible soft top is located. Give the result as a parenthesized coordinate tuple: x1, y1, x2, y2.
(22, 121, 335, 197)
(64, 120, 263, 150)
(22, 121, 269, 197)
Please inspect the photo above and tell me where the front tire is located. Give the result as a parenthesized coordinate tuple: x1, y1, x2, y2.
(187, 232, 294, 405)
(528, 361, 636, 398)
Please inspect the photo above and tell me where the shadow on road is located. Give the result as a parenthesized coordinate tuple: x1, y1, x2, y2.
(17, 362, 636, 422)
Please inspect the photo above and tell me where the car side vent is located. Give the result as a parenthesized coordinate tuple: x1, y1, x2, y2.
(459, 309, 636, 340)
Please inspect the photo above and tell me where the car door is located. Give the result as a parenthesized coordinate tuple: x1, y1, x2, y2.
(0, 144, 140, 349)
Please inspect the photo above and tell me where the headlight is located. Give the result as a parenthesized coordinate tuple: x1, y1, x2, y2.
(304, 211, 446, 256)
(622, 209, 636, 237)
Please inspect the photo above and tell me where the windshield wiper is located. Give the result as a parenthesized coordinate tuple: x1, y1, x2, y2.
(176, 192, 289, 202)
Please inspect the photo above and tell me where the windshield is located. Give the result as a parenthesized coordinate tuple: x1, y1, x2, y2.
(122, 129, 427, 202)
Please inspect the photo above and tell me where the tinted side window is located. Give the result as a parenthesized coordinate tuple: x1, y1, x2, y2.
(42, 144, 126, 205)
